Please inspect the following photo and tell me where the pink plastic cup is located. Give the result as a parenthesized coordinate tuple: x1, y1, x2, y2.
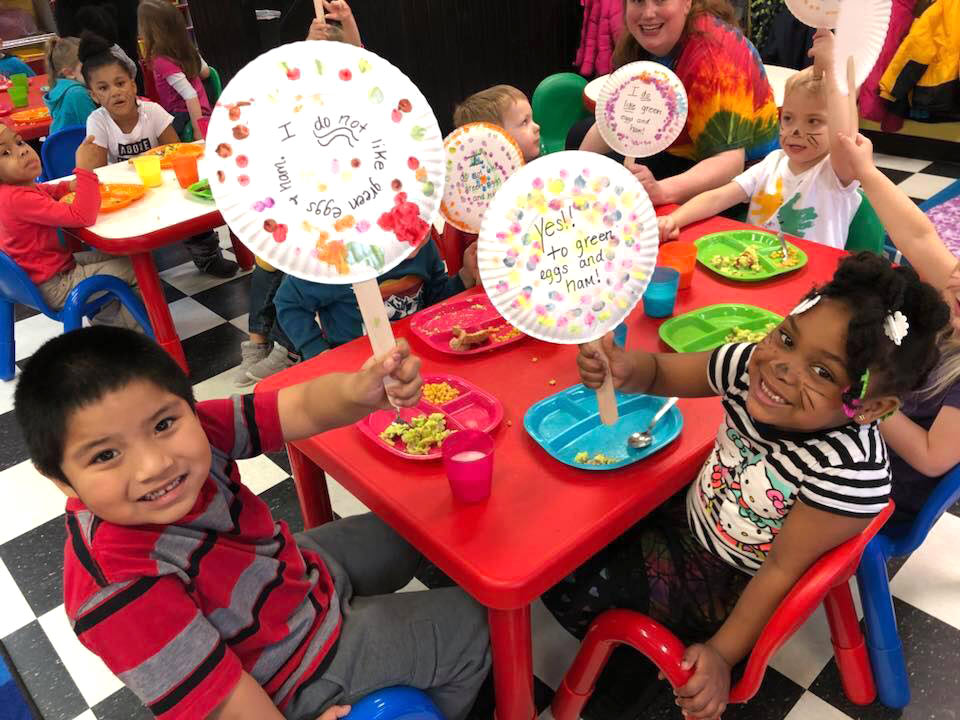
(442, 430, 494, 503)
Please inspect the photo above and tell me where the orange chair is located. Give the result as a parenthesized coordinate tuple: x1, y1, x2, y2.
(551, 501, 895, 720)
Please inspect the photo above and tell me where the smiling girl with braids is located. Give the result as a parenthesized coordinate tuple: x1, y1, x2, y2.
(543, 252, 949, 719)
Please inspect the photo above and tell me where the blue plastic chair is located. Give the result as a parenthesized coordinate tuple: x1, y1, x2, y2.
(39, 125, 87, 182)
(346, 687, 445, 719)
(856, 464, 960, 708)
(0, 251, 153, 381)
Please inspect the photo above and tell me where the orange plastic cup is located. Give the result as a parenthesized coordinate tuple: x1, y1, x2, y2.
(659, 242, 698, 290)
(172, 153, 200, 189)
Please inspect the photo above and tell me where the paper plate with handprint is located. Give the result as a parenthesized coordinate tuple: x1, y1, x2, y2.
(478, 151, 658, 345)
(203, 41, 445, 284)
(440, 122, 524, 234)
(595, 61, 688, 159)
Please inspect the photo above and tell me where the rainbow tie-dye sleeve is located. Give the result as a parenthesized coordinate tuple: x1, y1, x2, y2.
(668, 15, 779, 164)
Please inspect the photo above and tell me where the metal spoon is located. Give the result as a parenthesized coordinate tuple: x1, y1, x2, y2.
(777, 230, 789, 263)
(628, 397, 679, 449)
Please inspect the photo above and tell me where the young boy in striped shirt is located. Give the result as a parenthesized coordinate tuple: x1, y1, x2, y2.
(14, 327, 490, 720)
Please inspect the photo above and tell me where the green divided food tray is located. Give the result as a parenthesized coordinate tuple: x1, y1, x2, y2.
(659, 304, 784, 353)
(187, 179, 213, 202)
(695, 230, 807, 281)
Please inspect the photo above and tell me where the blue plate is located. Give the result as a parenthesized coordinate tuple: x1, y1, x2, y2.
(524, 385, 683, 471)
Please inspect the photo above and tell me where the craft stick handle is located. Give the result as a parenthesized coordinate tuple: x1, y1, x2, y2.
(846, 56, 858, 133)
(586, 340, 619, 426)
(353, 278, 399, 388)
(314, 0, 326, 21)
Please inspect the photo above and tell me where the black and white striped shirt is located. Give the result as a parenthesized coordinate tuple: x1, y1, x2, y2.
(686, 343, 890, 573)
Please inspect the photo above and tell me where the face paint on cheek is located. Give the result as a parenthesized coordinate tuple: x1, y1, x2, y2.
(806, 132, 823, 148)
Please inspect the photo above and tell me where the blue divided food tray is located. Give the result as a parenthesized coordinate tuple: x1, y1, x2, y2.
(524, 385, 683, 471)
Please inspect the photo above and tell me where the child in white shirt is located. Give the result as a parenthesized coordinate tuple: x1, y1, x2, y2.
(659, 30, 861, 250)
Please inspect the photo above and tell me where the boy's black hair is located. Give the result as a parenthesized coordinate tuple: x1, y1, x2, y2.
(75, 4, 120, 45)
(809, 252, 950, 400)
(14, 327, 196, 485)
(78, 30, 129, 85)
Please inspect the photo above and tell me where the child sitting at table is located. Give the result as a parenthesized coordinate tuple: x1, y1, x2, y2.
(274, 229, 478, 361)
(0, 39, 35, 78)
(138, 0, 211, 142)
(43, 36, 97, 135)
(543, 252, 949, 718)
(832, 131, 960, 522)
(453, 84, 542, 164)
(0, 126, 143, 330)
(658, 30, 860, 250)
(75, 32, 238, 279)
(230, 1, 364, 388)
(14, 326, 491, 720)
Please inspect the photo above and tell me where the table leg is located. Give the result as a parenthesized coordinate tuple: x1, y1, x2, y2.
(488, 606, 536, 720)
(130, 252, 188, 373)
(286, 443, 334, 529)
(229, 231, 255, 271)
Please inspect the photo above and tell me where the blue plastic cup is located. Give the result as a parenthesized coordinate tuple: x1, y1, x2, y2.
(642, 267, 680, 318)
(613, 322, 628, 348)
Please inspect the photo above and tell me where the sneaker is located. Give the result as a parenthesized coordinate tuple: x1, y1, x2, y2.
(196, 255, 240, 278)
(246, 343, 299, 382)
(233, 341, 271, 387)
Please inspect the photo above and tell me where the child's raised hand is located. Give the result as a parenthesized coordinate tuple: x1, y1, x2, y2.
(832, 132, 875, 180)
(578, 333, 632, 390)
(321, 0, 362, 46)
(315, 705, 351, 720)
(674, 643, 731, 720)
(307, 18, 338, 41)
(459, 241, 479, 288)
(354, 338, 422, 410)
(809, 28, 836, 78)
(624, 158, 668, 206)
(75, 135, 103, 170)
(658, 215, 680, 244)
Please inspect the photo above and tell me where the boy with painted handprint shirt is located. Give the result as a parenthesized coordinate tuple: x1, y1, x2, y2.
(658, 29, 861, 250)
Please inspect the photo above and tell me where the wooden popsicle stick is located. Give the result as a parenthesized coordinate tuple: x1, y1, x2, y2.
(846, 56, 858, 134)
(353, 278, 399, 390)
(585, 340, 620, 426)
(314, 0, 326, 22)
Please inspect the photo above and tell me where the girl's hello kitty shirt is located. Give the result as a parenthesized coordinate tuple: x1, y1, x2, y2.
(686, 343, 890, 573)
(87, 100, 174, 164)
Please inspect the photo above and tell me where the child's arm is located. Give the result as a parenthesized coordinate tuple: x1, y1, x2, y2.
(881, 408, 960, 478)
(658, 182, 748, 242)
(22, 167, 99, 227)
(209, 671, 285, 720)
(578, 333, 716, 398)
(276, 339, 422, 441)
(421, 238, 468, 306)
(75, 131, 108, 170)
(677, 502, 870, 718)
(809, 29, 856, 186)
(832, 132, 958, 289)
(321, 0, 362, 46)
(158, 124, 181, 146)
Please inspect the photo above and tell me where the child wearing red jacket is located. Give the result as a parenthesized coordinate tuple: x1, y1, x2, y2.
(0, 126, 142, 329)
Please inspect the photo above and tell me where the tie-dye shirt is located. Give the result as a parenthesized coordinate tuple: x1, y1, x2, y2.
(650, 14, 779, 164)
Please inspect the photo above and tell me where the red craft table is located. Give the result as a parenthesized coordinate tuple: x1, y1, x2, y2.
(0, 74, 51, 141)
(259, 213, 846, 720)
(67, 157, 254, 373)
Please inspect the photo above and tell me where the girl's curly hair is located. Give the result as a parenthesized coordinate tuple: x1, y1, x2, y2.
(807, 252, 949, 402)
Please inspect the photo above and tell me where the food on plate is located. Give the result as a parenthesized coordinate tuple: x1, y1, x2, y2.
(491, 324, 522, 343)
(724, 322, 776, 344)
(133, 142, 204, 169)
(379, 413, 455, 455)
(710, 245, 761, 274)
(769, 246, 801, 268)
(449, 326, 491, 351)
(60, 183, 147, 213)
(574, 451, 620, 466)
(422, 382, 460, 405)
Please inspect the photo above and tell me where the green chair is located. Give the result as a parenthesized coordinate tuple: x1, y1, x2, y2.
(181, 66, 223, 142)
(532, 72, 591, 155)
(844, 190, 884, 255)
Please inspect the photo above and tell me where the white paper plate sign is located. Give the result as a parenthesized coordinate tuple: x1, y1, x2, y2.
(785, 0, 841, 28)
(479, 152, 660, 424)
(204, 41, 445, 285)
(440, 122, 524, 234)
(596, 61, 688, 159)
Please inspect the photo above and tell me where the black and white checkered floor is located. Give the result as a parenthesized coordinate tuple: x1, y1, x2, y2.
(1, 153, 959, 720)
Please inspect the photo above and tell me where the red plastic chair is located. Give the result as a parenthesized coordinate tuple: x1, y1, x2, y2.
(433, 225, 477, 276)
(551, 501, 895, 720)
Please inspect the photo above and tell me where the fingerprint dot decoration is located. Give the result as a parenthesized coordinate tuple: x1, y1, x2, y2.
(440, 122, 525, 234)
(478, 151, 659, 345)
(595, 61, 688, 159)
(203, 41, 445, 284)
